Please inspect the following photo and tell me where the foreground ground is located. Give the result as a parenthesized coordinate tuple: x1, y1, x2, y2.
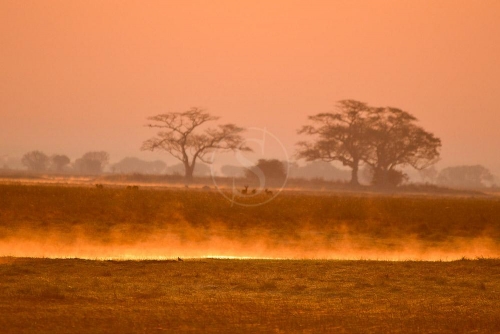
(0, 258, 499, 333)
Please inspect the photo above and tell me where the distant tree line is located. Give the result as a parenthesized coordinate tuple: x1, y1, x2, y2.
(5, 101, 498, 190)
(13, 151, 170, 176)
(10, 149, 496, 190)
(419, 165, 495, 189)
(19, 150, 109, 175)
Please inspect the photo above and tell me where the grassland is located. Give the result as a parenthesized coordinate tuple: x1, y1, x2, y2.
(0, 183, 499, 332)
(0, 183, 499, 259)
(1, 257, 499, 333)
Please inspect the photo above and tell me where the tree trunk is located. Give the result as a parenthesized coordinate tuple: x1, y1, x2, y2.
(380, 169, 388, 187)
(373, 167, 389, 188)
(184, 162, 194, 182)
(350, 160, 360, 186)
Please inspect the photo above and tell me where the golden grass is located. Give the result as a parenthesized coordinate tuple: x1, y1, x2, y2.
(0, 183, 499, 332)
(0, 258, 499, 333)
(0, 183, 499, 259)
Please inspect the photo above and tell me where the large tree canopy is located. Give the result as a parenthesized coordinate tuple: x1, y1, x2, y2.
(296, 100, 441, 187)
(74, 151, 110, 175)
(142, 108, 250, 180)
(21, 150, 49, 172)
(245, 159, 287, 187)
(296, 100, 374, 185)
(366, 107, 441, 186)
(51, 154, 71, 172)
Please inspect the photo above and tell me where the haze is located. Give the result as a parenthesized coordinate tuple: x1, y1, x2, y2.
(1, 0, 499, 176)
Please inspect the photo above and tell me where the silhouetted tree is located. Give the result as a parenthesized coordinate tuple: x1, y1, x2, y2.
(246, 159, 287, 186)
(21, 150, 49, 172)
(142, 108, 251, 181)
(297, 101, 441, 187)
(51, 154, 71, 172)
(365, 107, 441, 187)
(74, 151, 110, 174)
(437, 165, 494, 189)
(296, 100, 374, 185)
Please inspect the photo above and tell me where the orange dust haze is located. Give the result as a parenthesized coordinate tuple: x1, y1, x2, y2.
(1, 219, 498, 261)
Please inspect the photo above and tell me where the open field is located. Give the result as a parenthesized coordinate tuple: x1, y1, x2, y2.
(0, 183, 499, 259)
(1, 182, 499, 332)
(1, 257, 500, 333)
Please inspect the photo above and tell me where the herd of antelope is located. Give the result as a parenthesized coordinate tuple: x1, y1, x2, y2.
(240, 185, 273, 196)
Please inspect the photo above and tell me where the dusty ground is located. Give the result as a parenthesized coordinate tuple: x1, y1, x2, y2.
(0, 258, 499, 333)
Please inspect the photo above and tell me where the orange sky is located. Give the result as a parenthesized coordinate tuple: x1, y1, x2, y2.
(1, 1, 499, 175)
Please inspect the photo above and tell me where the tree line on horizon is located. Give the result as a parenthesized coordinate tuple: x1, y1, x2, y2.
(141, 101, 442, 187)
(2, 99, 497, 189)
(16, 151, 110, 175)
(3, 150, 496, 189)
(9, 152, 165, 176)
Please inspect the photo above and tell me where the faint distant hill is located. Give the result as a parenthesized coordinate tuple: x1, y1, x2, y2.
(111, 157, 167, 174)
(289, 161, 350, 182)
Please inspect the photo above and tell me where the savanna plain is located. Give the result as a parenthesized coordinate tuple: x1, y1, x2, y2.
(1, 182, 499, 333)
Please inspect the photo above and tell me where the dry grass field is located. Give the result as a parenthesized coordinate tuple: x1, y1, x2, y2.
(0, 257, 499, 333)
(0, 183, 499, 332)
(0, 183, 499, 259)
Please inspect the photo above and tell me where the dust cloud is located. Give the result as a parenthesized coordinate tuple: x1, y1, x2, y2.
(1, 221, 498, 261)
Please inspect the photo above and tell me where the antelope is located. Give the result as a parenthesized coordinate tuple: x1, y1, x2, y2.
(251, 189, 257, 194)
(265, 188, 273, 195)
(241, 185, 249, 195)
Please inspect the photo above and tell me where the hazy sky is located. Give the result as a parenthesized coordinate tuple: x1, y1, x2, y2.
(1, 1, 499, 175)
